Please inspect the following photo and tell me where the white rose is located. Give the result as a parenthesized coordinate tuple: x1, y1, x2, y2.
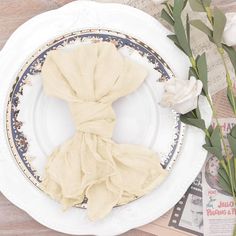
(223, 13, 236, 46)
(160, 76, 203, 114)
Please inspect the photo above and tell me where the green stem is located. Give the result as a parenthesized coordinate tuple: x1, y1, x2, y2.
(190, 56, 196, 69)
(221, 160, 229, 176)
(218, 47, 236, 115)
(204, 128, 211, 139)
(191, 110, 197, 118)
(205, 6, 213, 24)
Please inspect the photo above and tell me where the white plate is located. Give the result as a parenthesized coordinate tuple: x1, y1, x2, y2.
(6, 29, 183, 191)
(0, 1, 210, 235)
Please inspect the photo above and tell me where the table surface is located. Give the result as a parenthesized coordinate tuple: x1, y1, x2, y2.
(0, 0, 235, 236)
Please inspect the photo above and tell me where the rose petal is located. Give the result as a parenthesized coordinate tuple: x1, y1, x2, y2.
(174, 97, 198, 114)
(223, 13, 236, 46)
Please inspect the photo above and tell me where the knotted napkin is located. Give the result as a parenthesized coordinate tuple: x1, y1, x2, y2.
(41, 42, 167, 221)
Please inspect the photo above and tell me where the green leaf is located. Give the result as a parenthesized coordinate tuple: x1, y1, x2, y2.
(226, 86, 236, 113)
(167, 34, 179, 45)
(195, 106, 202, 119)
(188, 67, 198, 79)
(231, 124, 236, 138)
(173, 0, 186, 15)
(208, 125, 214, 135)
(231, 157, 236, 193)
(173, 0, 192, 57)
(228, 134, 236, 156)
(218, 159, 235, 195)
(229, 158, 236, 192)
(218, 166, 230, 186)
(203, 145, 223, 160)
(162, 2, 174, 16)
(205, 136, 211, 147)
(203, 0, 212, 7)
(195, 55, 200, 62)
(196, 53, 208, 94)
(189, 0, 205, 12)
(222, 44, 236, 74)
(210, 126, 222, 150)
(186, 14, 190, 46)
(161, 9, 174, 26)
(167, 34, 184, 52)
(180, 116, 206, 130)
(183, 110, 197, 119)
(213, 7, 226, 45)
(218, 173, 233, 195)
(190, 19, 213, 38)
(182, 108, 203, 122)
(205, 125, 214, 146)
(204, 125, 223, 160)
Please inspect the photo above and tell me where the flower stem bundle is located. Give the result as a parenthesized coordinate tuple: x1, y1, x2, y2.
(161, 1, 236, 233)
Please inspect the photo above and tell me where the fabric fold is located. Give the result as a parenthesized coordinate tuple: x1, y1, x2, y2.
(41, 42, 167, 220)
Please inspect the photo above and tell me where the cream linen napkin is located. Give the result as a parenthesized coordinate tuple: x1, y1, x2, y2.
(41, 42, 167, 221)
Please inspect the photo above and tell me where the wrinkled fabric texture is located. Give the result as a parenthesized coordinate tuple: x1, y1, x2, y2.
(41, 42, 167, 221)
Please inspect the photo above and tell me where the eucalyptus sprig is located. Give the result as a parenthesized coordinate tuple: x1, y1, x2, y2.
(188, 5, 236, 202)
(161, 0, 236, 218)
(189, 0, 236, 116)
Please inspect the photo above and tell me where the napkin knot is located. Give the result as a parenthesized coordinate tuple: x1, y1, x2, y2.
(41, 42, 167, 221)
(69, 101, 115, 137)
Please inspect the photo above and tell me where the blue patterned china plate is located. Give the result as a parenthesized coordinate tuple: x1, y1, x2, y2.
(6, 29, 184, 192)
